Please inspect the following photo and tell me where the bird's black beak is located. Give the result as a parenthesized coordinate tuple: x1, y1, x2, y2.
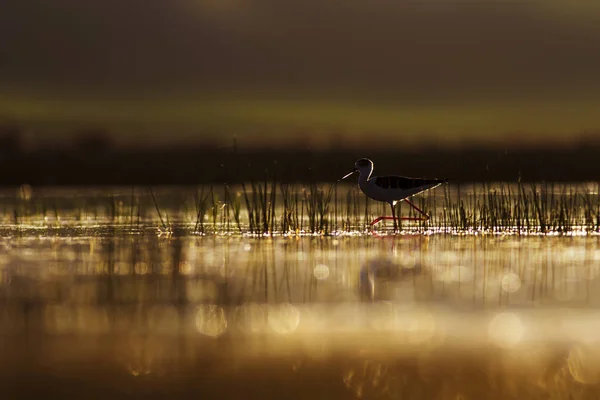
(338, 168, 357, 182)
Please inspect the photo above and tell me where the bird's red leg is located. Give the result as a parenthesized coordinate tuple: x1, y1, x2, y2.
(402, 199, 430, 221)
(370, 199, 429, 230)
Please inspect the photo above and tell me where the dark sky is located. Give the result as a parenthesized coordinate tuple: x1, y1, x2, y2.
(2, 0, 600, 147)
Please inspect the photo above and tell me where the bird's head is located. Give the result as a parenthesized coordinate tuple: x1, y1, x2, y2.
(354, 158, 373, 173)
(338, 158, 373, 181)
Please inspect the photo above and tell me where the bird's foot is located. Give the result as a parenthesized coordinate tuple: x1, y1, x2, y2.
(370, 216, 396, 226)
(370, 216, 429, 234)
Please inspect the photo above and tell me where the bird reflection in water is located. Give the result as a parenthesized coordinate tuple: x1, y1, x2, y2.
(359, 258, 424, 302)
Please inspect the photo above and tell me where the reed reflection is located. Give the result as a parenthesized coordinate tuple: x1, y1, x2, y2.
(1, 234, 600, 397)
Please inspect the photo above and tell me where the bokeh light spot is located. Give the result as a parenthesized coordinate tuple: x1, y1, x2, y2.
(268, 303, 300, 335)
(195, 304, 227, 338)
(313, 264, 330, 280)
(488, 312, 524, 348)
(134, 262, 149, 275)
(501, 272, 522, 293)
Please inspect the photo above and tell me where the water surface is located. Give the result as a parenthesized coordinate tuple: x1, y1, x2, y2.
(1, 186, 600, 398)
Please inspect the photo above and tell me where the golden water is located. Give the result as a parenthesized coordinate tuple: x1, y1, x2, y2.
(1, 231, 600, 398)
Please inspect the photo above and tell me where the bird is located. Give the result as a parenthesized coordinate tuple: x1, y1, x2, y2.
(339, 158, 447, 232)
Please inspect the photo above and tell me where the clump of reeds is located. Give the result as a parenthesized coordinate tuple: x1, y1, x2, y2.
(239, 172, 277, 235)
(280, 184, 300, 233)
(3, 178, 599, 236)
(436, 181, 599, 234)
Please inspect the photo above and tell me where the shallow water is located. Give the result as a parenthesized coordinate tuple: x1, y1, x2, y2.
(1, 186, 600, 398)
(3, 182, 600, 234)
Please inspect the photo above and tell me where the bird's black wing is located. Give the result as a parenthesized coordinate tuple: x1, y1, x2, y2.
(373, 176, 446, 190)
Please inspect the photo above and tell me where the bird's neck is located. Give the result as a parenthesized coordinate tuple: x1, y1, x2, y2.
(358, 169, 372, 186)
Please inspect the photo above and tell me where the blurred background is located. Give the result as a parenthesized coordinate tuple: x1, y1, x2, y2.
(2, 0, 600, 184)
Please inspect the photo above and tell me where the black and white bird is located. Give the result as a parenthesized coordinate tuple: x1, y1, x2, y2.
(339, 158, 447, 231)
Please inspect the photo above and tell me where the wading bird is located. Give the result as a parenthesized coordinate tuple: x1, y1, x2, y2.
(339, 158, 447, 232)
